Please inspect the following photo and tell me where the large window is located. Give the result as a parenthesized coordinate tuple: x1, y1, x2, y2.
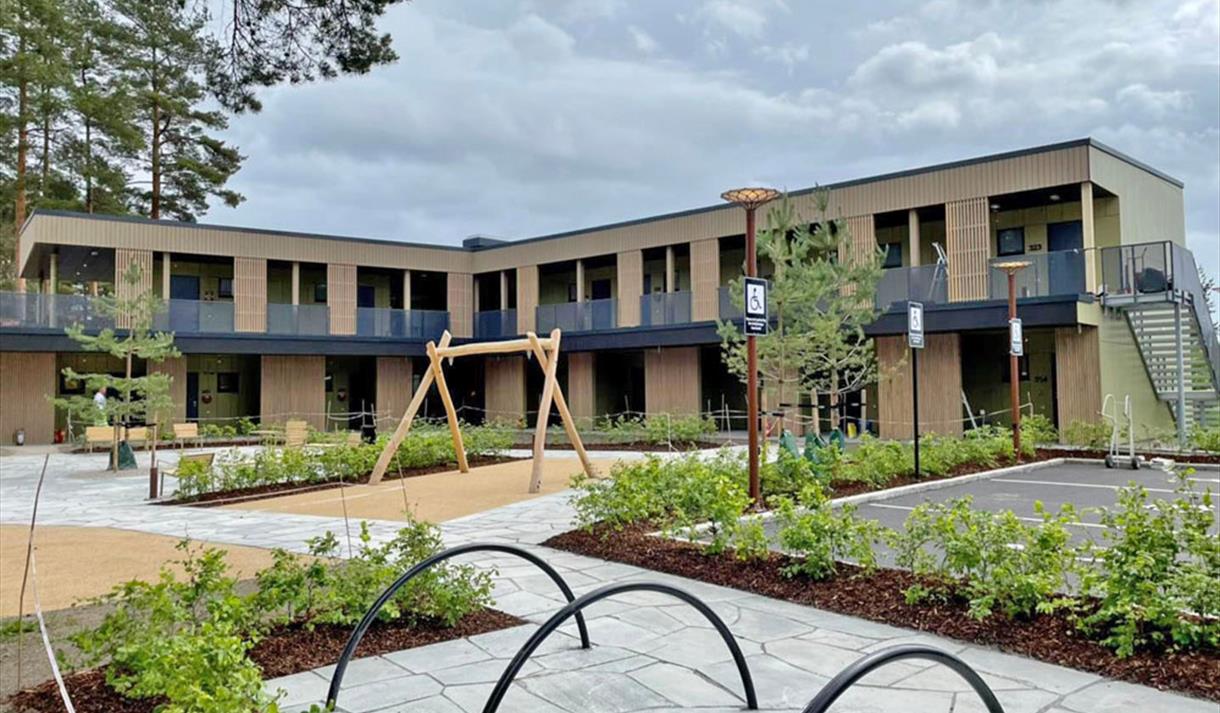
(218, 278, 234, 299)
(997, 228, 1025, 257)
(216, 372, 240, 393)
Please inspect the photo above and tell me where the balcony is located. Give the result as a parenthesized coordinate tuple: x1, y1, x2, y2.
(988, 250, 1090, 300)
(475, 309, 517, 339)
(640, 291, 692, 327)
(267, 303, 330, 336)
(156, 300, 234, 333)
(875, 265, 949, 312)
(536, 299, 616, 333)
(0, 293, 114, 330)
(719, 286, 742, 320)
(356, 307, 449, 340)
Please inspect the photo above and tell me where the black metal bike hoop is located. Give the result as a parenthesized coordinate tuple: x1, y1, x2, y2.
(325, 542, 592, 708)
(802, 644, 1005, 713)
(481, 581, 759, 713)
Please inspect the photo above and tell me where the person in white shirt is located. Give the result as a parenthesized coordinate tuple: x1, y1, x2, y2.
(93, 387, 108, 425)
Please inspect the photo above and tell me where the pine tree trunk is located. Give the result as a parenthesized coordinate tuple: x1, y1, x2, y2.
(150, 49, 161, 220)
(83, 68, 94, 213)
(15, 66, 29, 291)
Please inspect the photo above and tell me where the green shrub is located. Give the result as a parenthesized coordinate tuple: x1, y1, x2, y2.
(760, 449, 824, 498)
(1020, 414, 1057, 450)
(641, 414, 717, 445)
(1190, 426, 1220, 454)
(729, 515, 772, 562)
(72, 542, 273, 713)
(892, 497, 1079, 620)
(1062, 419, 1113, 449)
(1078, 469, 1220, 656)
(836, 436, 909, 486)
(774, 482, 882, 580)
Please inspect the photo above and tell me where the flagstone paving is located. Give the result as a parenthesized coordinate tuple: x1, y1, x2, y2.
(0, 451, 1212, 713)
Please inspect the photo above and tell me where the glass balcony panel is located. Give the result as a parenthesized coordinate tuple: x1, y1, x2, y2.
(640, 291, 692, 327)
(873, 265, 949, 311)
(1100, 242, 1174, 297)
(988, 250, 1089, 300)
(475, 309, 517, 338)
(536, 299, 617, 333)
(718, 286, 742, 320)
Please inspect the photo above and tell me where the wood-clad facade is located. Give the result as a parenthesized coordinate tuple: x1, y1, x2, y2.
(644, 347, 701, 415)
(876, 334, 964, 440)
(260, 355, 326, 430)
(0, 352, 57, 443)
(375, 356, 413, 420)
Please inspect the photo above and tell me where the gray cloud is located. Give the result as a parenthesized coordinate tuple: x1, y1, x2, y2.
(217, 0, 1219, 289)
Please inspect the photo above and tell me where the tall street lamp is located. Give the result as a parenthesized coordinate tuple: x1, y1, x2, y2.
(994, 260, 1030, 457)
(721, 187, 780, 507)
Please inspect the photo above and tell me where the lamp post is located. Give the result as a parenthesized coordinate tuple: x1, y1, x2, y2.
(994, 261, 1030, 457)
(721, 187, 780, 507)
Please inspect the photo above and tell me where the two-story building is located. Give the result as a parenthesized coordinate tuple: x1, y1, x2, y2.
(2, 138, 1216, 444)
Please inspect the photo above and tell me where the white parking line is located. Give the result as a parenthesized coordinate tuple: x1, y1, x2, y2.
(863, 502, 1107, 528)
(992, 478, 1183, 494)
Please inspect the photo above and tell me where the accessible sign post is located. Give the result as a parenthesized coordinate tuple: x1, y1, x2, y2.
(908, 302, 924, 477)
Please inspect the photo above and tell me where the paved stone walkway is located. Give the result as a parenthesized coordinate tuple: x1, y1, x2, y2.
(0, 451, 1211, 713)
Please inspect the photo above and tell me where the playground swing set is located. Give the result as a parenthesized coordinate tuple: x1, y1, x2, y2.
(368, 328, 597, 492)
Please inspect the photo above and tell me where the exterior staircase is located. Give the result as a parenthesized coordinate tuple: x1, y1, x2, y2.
(1101, 241, 1220, 432)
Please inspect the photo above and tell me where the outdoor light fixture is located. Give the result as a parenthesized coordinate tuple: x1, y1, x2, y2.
(993, 260, 1031, 457)
(1049, 194, 1060, 201)
(721, 186, 780, 508)
(990, 203, 1001, 211)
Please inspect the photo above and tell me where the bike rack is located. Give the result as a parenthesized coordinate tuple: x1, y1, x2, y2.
(802, 644, 1005, 713)
(325, 543, 592, 709)
(481, 581, 759, 713)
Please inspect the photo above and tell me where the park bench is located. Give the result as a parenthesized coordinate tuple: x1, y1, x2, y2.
(159, 451, 216, 498)
(172, 422, 201, 449)
(84, 426, 115, 452)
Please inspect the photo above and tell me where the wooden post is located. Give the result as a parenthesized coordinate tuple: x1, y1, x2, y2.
(427, 339, 469, 473)
(367, 331, 452, 484)
(527, 332, 596, 481)
(528, 329, 562, 493)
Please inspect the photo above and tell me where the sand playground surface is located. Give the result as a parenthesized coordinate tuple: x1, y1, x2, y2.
(222, 457, 591, 522)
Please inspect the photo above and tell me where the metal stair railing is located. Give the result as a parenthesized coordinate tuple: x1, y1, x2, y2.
(1170, 243, 1220, 395)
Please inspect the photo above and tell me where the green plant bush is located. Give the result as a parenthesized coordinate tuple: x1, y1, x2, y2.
(75, 516, 493, 712)
(1078, 469, 1220, 656)
(1190, 426, 1220, 454)
(1020, 413, 1057, 448)
(774, 481, 882, 580)
(1062, 419, 1113, 449)
(641, 414, 717, 445)
(892, 497, 1080, 620)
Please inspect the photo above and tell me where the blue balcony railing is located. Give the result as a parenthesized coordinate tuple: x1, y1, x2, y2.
(536, 299, 616, 333)
(267, 303, 330, 336)
(356, 307, 449, 340)
(718, 286, 742, 320)
(475, 309, 518, 339)
(155, 299, 234, 333)
(641, 291, 692, 327)
(875, 265, 949, 311)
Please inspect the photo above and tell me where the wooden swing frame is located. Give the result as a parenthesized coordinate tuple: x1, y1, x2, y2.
(368, 328, 595, 493)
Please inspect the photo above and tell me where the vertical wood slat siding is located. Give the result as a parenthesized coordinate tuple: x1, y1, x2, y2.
(0, 352, 57, 444)
(617, 250, 643, 327)
(327, 264, 357, 335)
(567, 352, 595, 425)
(644, 347, 700, 415)
(150, 356, 188, 423)
(945, 197, 990, 302)
(114, 248, 153, 328)
(1055, 326, 1101, 428)
(690, 239, 720, 322)
(516, 266, 538, 334)
(260, 355, 325, 430)
(447, 272, 473, 338)
(876, 334, 963, 439)
(484, 356, 526, 423)
(842, 215, 877, 266)
(233, 257, 267, 332)
(375, 356, 413, 420)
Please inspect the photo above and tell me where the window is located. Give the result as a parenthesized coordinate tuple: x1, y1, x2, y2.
(218, 278, 234, 299)
(216, 372, 240, 393)
(997, 228, 1025, 257)
(314, 283, 327, 303)
(882, 243, 903, 269)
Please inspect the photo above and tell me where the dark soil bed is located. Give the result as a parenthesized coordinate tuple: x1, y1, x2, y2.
(6, 607, 523, 713)
(1037, 447, 1219, 465)
(545, 524, 1220, 702)
(160, 455, 522, 507)
(545, 440, 726, 452)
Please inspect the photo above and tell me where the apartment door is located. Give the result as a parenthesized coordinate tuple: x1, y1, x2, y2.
(186, 372, 199, 420)
(1047, 221, 1085, 294)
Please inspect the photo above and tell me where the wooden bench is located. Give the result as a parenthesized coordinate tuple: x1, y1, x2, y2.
(172, 422, 201, 448)
(84, 426, 115, 453)
(284, 420, 310, 448)
(160, 451, 216, 498)
(125, 426, 149, 447)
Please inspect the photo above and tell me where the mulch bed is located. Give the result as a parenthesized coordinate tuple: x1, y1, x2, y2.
(545, 441, 725, 452)
(6, 608, 523, 713)
(160, 455, 522, 507)
(545, 524, 1220, 702)
(1037, 447, 1219, 465)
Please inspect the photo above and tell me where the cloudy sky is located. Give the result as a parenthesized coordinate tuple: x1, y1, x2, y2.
(217, 0, 1220, 283)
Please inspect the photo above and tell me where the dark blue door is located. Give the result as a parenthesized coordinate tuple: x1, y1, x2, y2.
(169, 275, 201, 332)
(186, 372, 199, 420)
(1047, 221, 1085, 294)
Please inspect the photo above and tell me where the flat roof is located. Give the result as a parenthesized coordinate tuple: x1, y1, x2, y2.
(25, 137, 1182, 254)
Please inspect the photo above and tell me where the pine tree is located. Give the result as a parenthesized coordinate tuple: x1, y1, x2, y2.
(110, 0, 244, 221)
(718, 191, 884, 437)
(52, 259, 179, 472)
